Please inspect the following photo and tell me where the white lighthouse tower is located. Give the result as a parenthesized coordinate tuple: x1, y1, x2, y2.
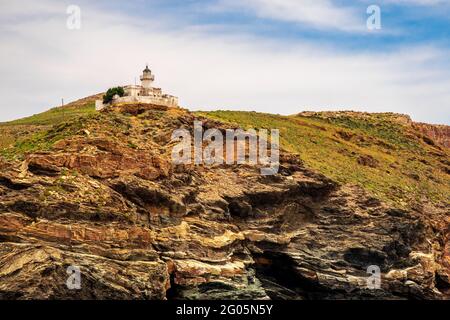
(140, 65, 154, 93)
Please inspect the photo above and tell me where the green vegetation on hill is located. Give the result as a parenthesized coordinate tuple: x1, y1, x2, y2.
(1, 117, 94, 160)
(197, 110, 449, 207)
(0, 95, 99, 150)
(1, 101, 96, 126)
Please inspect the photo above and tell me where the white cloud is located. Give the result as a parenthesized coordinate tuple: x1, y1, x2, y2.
(0, 0, 449, 124)
(212, 0, 366, 32)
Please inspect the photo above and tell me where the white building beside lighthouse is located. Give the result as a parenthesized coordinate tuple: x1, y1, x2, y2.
(95, 66, 178, 110)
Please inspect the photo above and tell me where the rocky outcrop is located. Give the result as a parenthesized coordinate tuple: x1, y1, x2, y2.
(413, 123, 450, 148)
(0, 108, 448, 300)
(298, 110, 450, 149)
(26, 137, 170, 180)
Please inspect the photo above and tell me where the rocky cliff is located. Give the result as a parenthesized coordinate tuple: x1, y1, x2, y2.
(0, 106, 448, 299)
(413, 122, 450, 149)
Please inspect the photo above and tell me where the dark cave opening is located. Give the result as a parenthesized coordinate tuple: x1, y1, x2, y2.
(252, 251, 328, 300)
(165, 271, 178, 300)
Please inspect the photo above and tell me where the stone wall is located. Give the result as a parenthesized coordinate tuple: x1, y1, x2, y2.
(113, 95, 178, 107)
(95, 94, 178, 111)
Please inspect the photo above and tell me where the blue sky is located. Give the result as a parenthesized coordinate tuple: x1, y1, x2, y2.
(110, 0, 450, 49)
(94, 0, 450, 47)
(1, 0, 449, 124)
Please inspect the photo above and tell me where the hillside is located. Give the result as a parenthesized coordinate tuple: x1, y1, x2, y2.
(0, 94, 100, 150)
(0, 98, 449, 299)
(2, 99, 449, 209)
(197, 110, 450, 208)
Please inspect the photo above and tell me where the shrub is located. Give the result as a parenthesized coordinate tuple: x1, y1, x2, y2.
(103, 87, 125, 104)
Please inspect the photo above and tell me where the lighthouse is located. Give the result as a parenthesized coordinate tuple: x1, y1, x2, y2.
(140, 65, 155, 90)
(95, 65, 178, 111)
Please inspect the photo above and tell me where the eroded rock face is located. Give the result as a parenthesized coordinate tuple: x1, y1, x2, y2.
(413, 123, 450, 148)
(0, 108, 448, 300)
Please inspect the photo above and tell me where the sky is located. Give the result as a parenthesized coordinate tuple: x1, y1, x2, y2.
(0, 0, 449, 124)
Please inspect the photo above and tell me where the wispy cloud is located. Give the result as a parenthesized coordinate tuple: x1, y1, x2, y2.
(211, 0, 366, 32)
